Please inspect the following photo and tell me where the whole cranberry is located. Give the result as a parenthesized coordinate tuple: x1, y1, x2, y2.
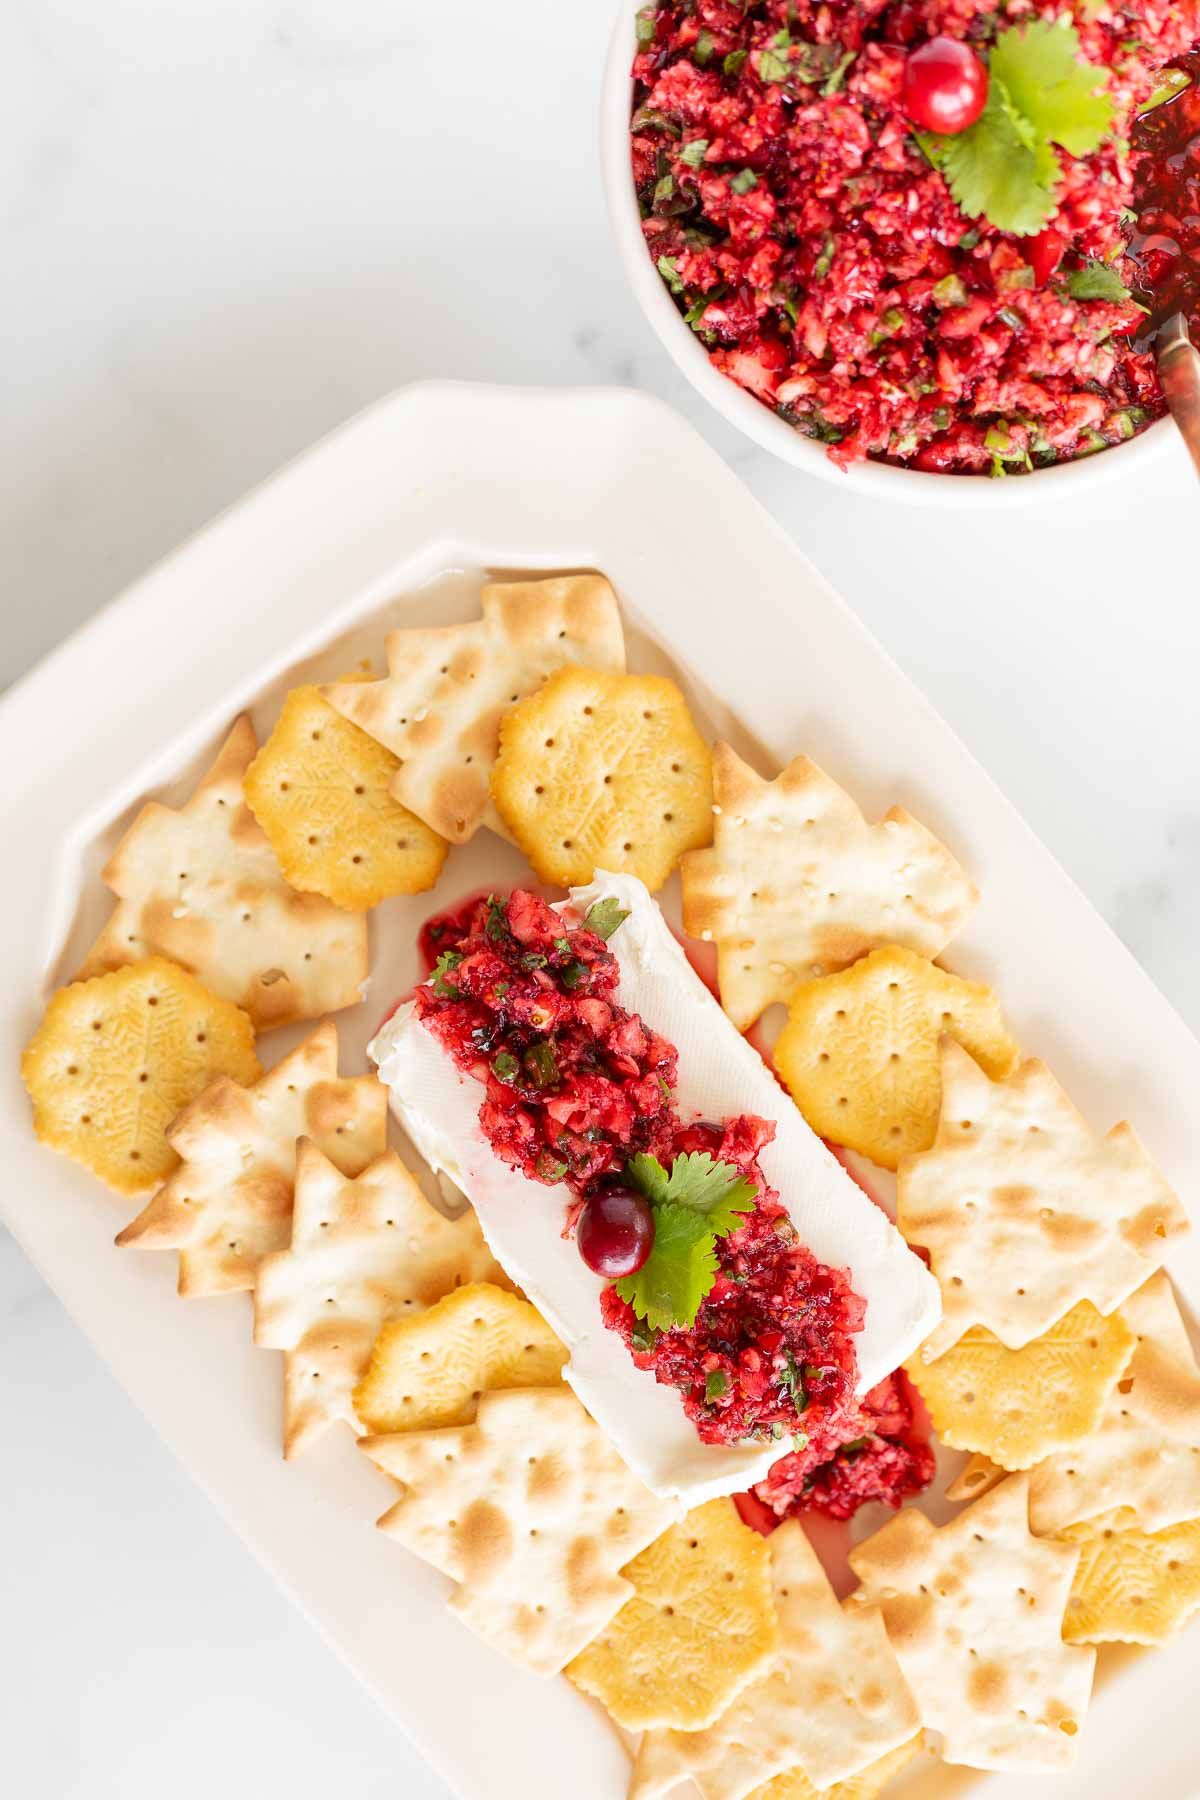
(578, 1185, 655, 1279)
(902, 37, 988, 135)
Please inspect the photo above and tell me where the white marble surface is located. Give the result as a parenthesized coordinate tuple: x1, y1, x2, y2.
(3, 2, 1198, 1796)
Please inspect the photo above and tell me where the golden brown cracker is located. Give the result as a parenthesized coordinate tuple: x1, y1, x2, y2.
(1061, 1516, 1200, 1645)
(745, 1734, 924, 1800)
(22, 958, 259, 1196)
(490, 666, 713, 891)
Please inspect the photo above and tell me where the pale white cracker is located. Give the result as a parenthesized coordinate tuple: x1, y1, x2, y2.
(849, 1474, 1095, 1772)
(322, 574, 625, 844)
(254, 1142, 506, 1457)
(361, 1385, 677, 1676)
(900, 1040, 1189, 1361)
(630, 1520, 919, 1800)
(115, 1021, 387, 1295)
(82, 717, 367, 1031)
(681, 744, 978, 1030)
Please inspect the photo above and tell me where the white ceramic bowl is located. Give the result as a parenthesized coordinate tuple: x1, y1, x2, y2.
(600, 0, 1173, 503)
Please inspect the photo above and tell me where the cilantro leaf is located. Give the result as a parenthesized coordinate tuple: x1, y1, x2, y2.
(705, 1369, 730, 1402)
(1063, 260, 1131, 302)
(627, 1150, 757, 1236)
(680, 137, 710, 169)
(923, 81, 1061, 237)
(730, 168, 758, 195)
(657, 255, 685, 294)
(989, 20, 1113, 158)
(614, 1202, 719, 1330)
(430, 950, 463, 998)
(584, 897, 630, 941)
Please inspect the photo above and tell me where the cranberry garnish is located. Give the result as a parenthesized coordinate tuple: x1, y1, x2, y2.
(902, 37, 988, 135)
(577, 1186, 655, 1278)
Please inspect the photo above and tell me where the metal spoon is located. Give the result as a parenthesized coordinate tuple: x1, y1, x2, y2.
(1156, 311, 1200, 478)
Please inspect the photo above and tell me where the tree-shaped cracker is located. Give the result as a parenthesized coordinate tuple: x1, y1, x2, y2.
(360, 1386, 677, 1676)
(901, 1040, 1189, 1361)
(681, 745, 978, 1030)
(849, 1474, 1096, 1771)
(740, 1735, 923, 1800)
(82, 717, 368, 1031)
(254, 1142, 506, 1456)
(1024, 1272, 1200, 1537)
(115, 1021, 387, 1295)
(630, 1520, 919, 1800)
(322, 575, 625, 844)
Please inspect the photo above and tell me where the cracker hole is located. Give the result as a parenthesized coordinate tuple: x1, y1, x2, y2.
(311, 730, 321, 741)
(663, 813, 673, 824)
(396, 839, 408, 850)
(147, 996, 158, 1008)
(354, 785, 365, 795)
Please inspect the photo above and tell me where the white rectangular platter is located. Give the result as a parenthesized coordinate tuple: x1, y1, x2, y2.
(2, 382, 1199, 1800)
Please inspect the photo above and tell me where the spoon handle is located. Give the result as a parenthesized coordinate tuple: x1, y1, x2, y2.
(1156, 312, 1200, 479)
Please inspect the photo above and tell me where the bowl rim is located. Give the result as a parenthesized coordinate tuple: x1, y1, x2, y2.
(599, 0, 1175, 504)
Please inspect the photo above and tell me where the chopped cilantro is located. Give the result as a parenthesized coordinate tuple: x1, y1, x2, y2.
(705, 1369, 730, 1403)
(632, 105, 682, 139)
(777, 1351, 808, 1411)
(1063, 260, 1131, 302)
(520, 950, 549, 971)
(814, 232, 836, 279)
(614, 1202, 719, 1331)
(694, 28, 714, 66)
(723, 48, 748, 78)
(553, 936, 572, 956)
(630, 1322, 658, 1354)
(919, 21, 1114, 238)
(821, 50, 855, 96)
(493, 981, 509, 998)
(492, 1050, 519, 1084)
(626, 1150, 757, 1236)
(933, 273, 968, 307)
(635, 5, 657, 48)
(484, 895, 509, 941)
(958, 227, 981, 249)
(730, 168, 758, 195)
(653, 172, 676, 211)
(534, 1149, 568, 1183)
(657, 254, 684, 294)
(680, 137, 710, 169)
(430, 950, 462, 998)
(998, 265, 1035, 291)
(757, 30, 792, 84)
(522, 1042, 559, 1089)
(559, 960, 589, 992)
(584, 897, 631, 940)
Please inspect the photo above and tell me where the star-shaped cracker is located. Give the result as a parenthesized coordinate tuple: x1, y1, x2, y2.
(681, 745, 978, 1031)
(82, 717, 368, 1031)
(1024, 1272, 1200, 1537)
(361, 1386, 676, 1676)
(900, 1040, 1189, 1360)
(1061, 1515, 1200, 1645)
(849, 1474, 1095, 1772)
(254, 1142, 507, 1457)
(115, 1021, 387, 1296)
(322, 574, 625, 844)
(743, 1734, 923, 1800)
(567, 1499, 778, 1732)
(630, 1520, 918, 1800)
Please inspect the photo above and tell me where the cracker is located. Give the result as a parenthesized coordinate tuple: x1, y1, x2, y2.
(21, 958, 259, 1196)
(243, 685, 447, 910)
(353, 1281, 566, 1434)
(681, 745, 979, 1031)
(907, 1300, 1135, 1471)
(945, 1454, 1007, 1505)
(848, 1474, 1095, 1772)
(322, 575, 625, 844)
(900, 1042, 1190, 1360)
(81, 717, 368, 1030)
(567, 1498, 778, 1732)
(630, 1520, 918, 1800)
(115, 1021, 387, 1295)
(361, 1385, 676, 1676)
(254, 1143, 507, 1457)
(1025, 1272, 1200, 1537)
(773, 946, 1018, 1171)
(1060, 1516, 1200, 1645)
(745, 1734, 923, 1800)
(490, 666, 713, 891)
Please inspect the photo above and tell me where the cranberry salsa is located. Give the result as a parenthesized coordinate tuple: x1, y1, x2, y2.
(631, 0, 1200, 474)
(415, 889, 931, 1522)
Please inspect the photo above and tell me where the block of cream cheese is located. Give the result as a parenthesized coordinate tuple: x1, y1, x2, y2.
(370, 871, 941, 1506)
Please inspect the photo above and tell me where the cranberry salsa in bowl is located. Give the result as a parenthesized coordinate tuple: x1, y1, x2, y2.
(614, 0, 1200, 479)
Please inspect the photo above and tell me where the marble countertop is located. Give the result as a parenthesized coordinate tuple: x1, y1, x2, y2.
(3, 2, 1198, 1796)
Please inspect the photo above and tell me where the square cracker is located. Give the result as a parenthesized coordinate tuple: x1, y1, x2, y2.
(322, 574, 625, 844)
(115, 1021, 387, 1295)
(630, 1520, 919, 1800)
(900, 1039, 1189, 1360)
(849, 1474, 1095, 1772)
(681, 745, 978, 1031)
(81, 717, 368, 1031)
(361, 1386, 677, 1677)
(254, 1142, 507, 1456)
